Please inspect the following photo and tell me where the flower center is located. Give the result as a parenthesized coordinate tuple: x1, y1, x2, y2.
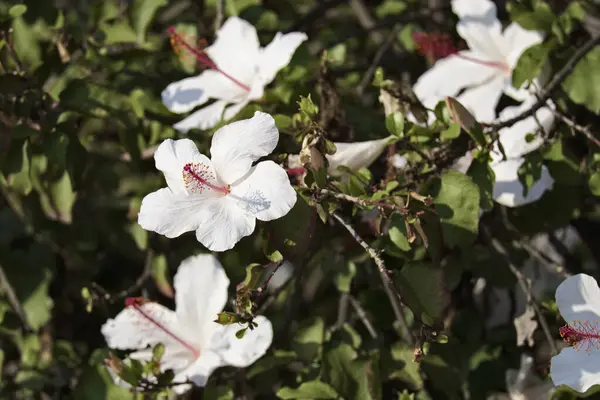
(168, 27, 251, 92)
(182, 163, 230, 195)
(413, 32, 510, 72)
(559, 319, 600, 352)
(126, 297, 201, 359)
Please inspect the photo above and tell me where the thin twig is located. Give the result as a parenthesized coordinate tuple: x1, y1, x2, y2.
(552, 108, 600, 148)
(0, 262, 31, 332)
(491, 35, 600, 131)
(357, 24, 401, 96)
(332, 211, 414, 345)
(482, 226, 558, 355)
(214, 0, 224, 33)
(348, 294, 378, 339)
(317, 188, 405, 212)
(4, 30, 23, 72)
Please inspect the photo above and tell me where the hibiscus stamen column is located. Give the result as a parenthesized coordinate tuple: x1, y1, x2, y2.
(183, 163, 230, 195)
(559, 319, 600, 353)
(168, 27, 251, 92)
(126, 298, 201, 358)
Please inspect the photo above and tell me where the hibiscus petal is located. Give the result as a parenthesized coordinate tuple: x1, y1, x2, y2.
(457, 74, 506, 122)
(162, 70, 243, 114)
(194, 197, 256, 252)
(205, 315, 273, 368)
(556, 274, 600, 327)
(493, 98, 555, 159)
(174, 254, 230, 344)
(230, 161, 297, 221)
(257, 32, 308, 85)
(154, 139, 217, 195)
(223, 100, 249, 121)
(172, 351, 223, 391)
(551, 346, 600, 393)
(206, 17, 260, 88)
(138, 188, 215, 239)
(173, 100, 228, 132)
(101, 303, 192, 357)
(413, 51, 498, 110)
(210, 111, 279, 184)
(328, 138, 391, 176)
(491, 158, 554, 207)
(455, 9, 506, 62)
(503, 22, 544, 70)
(451, 0, 497, 21)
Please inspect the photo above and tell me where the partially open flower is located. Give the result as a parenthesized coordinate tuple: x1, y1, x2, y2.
(413, 0, 544, 122)
(138, 111, 297, 251)
(162, 17, 307, 132)
(550, 274, 600, 393)
(102, 254, 273, 394)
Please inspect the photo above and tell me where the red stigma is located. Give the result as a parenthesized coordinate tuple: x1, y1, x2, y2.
(559, 320, 600, 352)
(168, 27, 251, 92)
(413, 31, 510, 71)
(413, 32, 459, 62)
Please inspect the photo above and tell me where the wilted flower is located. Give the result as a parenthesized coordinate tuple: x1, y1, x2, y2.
(138, 111, 297, 251)
(550, 273, 600, 393)
(102, 254, 273, 394)
(413, 0, 543, 122)
(163, 17, 307, 132)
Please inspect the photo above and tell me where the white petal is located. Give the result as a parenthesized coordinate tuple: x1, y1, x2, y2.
(551, 346, 600, 393)
(503, 22, 544, 70)
(210, 111, 279, 184)
(556, 274, 600, 326)
(493, 99, 554, 159)
(230, 161, 297, 221)
(173, 351, 223, 391)
(223, 100, 249, 121)
(257, 32, 308, 85)
(451, 0, 497, 20)
(174, 254, 230, 345)
(206, 315, 273, 368)
(413, 52, 498, 109)
(457, 74, 507, 122)
(206, 17, 260, 88)
(327, 138, 391, 176)
(491, 158, 554, 207)
(138, 188, 216, 239)
(455, 13, 507, 62)
(153, 138, 217, 195)
(101, 303, 196, 367)
(391, 154, 408, 169)
(194, 197, 256, 252)
(173, 100, 229, 133)
(162, 70, 243, 114)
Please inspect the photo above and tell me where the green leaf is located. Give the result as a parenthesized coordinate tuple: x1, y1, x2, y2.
(385, 112, 405, 137)
(518, 152, 543, 197)
(130, 0, 167, 43)
(293, 317, 324, 361)
(100, 19, 138, 45)
(467, 158, 496, 212)
(11, 17, 42, 69)
(73, 349, 134, 400)
(396, 262, 448, 323)
(440, 123, 461, 141)
(563, 47, 600, 114)
(512, 41, 554, 89)
(334, 261, 356, 293)
(4, 139, 32, 195)
(385, 342, 423, 389)
(151, 254, 173, 298)
(589, 171, 600, 196)
(322, 343, 381, 400)
(3, 243, 55, 330)
(430, 171, 480, 248)
(506, 0, 556, 32)
(9, 4, 27, 18)
(298, 94, 319, 119)
(236, 327, 248, 339)
(388, 212, 411, 251)
(247, 350, 297, 378)
(152, 343, 165, 360)
(552, 2, 585, 44)
(277, 380, 339, 399)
